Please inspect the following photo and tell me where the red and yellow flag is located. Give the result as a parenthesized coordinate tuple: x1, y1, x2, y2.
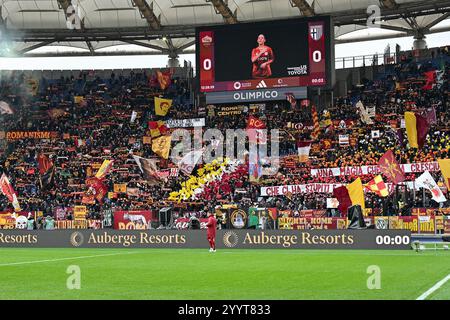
(365, 175, 389, 197)
(311, 106, 320, 140)
(156, 70, 171, 90)
(95, 160, 113, 179)
(149, 121, 168, 138)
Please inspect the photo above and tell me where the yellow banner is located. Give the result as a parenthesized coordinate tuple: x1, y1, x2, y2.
(152, 135, 171, 159)
(113, 184, 127, 193)
(95, 160, 112, 179)
(73, 206, 87, 220)
(155, 97, 172, 116)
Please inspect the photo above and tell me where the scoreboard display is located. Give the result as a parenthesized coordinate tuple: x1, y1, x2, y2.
(196, 16, 333, 93)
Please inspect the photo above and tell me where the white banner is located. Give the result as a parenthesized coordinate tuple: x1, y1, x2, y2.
(130, 111, 137, 123)
(311, 161, 440, 178)
(178, 150, 204, 176)
(261, 182, 417, 196)
(165, 118, 205, 128)
(339, 134, 349, 145)
(261, 184, 342, 196)
(415, 171, 447, 203)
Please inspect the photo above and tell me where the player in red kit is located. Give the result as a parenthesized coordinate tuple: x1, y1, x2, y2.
(206, 212, 217, 252)
(251, 34, 274, 79)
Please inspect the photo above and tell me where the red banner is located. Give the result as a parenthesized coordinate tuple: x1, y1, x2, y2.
(113, 211, 153, 230)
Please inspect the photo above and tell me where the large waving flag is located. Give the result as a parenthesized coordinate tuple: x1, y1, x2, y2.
(333, 178, 366, 216)
(415, 171, 446, 203)
(365, 175, 389, 197)
(95, 160, 113, 179)
(378, 150, 405, 184)
(404, 111, 429, 149)
(132, 155, 163, 185)
(85, 177, 108, 204)
(0, 174, 21, 211)
(155, 97, 172, 116)
(422, 70, 443, 90)
(156, 70, 172, 90)
(333, 186, 352, 217)
(178, 149, 204, 176)
(438, 158, 450, 191)
(347, 178, 365, 209)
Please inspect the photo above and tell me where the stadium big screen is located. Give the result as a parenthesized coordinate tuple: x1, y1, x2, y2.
(196, 16, 333, 93)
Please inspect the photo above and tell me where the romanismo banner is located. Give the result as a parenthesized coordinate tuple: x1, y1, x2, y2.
(6, 131, 58, 140)
(0, 230, 411, 249)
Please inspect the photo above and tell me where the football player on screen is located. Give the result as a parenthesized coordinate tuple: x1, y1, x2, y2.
(251, 34, 274, 79)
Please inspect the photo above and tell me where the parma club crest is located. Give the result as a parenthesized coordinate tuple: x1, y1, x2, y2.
(309, 24, 323, 41)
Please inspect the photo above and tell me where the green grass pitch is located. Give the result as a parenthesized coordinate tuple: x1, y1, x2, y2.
(0, 248, 448, 300)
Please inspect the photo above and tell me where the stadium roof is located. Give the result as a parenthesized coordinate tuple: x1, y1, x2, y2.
(0, 0, 449, 57)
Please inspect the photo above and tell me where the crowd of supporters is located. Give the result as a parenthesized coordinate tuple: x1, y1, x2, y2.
(0, 46, 449, 220)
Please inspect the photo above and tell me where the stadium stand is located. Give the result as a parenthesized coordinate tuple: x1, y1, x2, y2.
(0, 46, 449, 231)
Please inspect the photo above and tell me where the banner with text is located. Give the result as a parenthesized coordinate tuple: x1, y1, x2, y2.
(165, 118, 205, 128)
(311, 162, 439, 178)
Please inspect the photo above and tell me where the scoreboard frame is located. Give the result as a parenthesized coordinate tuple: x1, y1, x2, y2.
(196, 16, 334, 94)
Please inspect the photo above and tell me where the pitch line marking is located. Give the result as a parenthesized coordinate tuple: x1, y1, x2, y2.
(0, 251, 138, 267)
(416, 273, 450, 300)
